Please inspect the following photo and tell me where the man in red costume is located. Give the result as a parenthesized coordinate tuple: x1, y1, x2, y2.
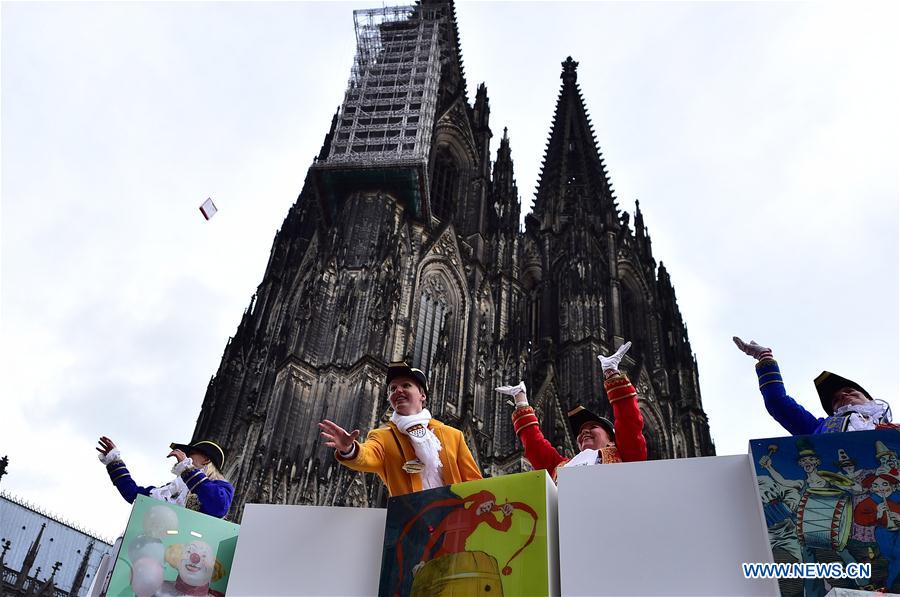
(496, 341, 647, 481)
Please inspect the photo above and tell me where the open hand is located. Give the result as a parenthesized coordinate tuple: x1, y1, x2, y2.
(495, 382, 526, 399)
(732, 336, 772, 360)
(96, 436, 116, 456)
(318, 419, 360, 453)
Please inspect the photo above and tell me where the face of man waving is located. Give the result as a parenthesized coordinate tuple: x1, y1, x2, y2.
(388, 376, 427, 416)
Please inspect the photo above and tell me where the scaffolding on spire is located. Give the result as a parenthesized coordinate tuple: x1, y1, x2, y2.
(313, 4, 444, 224)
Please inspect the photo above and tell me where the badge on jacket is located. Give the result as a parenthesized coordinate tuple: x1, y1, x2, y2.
(405, 424, 427, 439)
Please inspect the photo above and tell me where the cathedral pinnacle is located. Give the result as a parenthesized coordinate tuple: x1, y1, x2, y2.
(561, 56, 579, 84)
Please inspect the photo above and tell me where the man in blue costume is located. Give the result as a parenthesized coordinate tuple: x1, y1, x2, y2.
(97, 436, 234, 518)
(733, 337, 894, 435)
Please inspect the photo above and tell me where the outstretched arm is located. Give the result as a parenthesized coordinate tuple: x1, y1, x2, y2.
(96, 436, 154, 504)
(322, 420, 387, 474)
(733, 337, 822, 435)
(497, 383, 567, 473)
(758, 454, 803, 491)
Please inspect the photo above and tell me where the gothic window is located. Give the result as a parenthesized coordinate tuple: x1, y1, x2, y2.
(413, 277, 451, 373)
(643, 424, 665, 460)
(621, 284, 646, 343)
(430, 146, 458, 223)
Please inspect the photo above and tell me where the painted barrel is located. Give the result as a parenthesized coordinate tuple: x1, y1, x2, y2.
(410, 550, 504, 597)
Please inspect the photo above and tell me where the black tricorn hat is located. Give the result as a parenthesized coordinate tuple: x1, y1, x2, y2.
(814, 371, 872, 415)
(386, 361, 428, 394)
(567, 405, 615, 442)
(170, 440, 226, 470)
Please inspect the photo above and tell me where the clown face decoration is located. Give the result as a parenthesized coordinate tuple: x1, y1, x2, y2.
(179, 541, 215, 586)
(160, 540, 225, 597)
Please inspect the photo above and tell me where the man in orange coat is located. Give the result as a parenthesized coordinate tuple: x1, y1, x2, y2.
(319, 362, 482, 497)
(496, 341, 647, 482)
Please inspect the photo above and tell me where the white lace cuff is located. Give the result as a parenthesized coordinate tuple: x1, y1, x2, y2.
(172, 457, 195, 476)
(99, 448, 122, 466)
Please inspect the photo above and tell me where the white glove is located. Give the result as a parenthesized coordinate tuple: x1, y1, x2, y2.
(172, 457, 195, 476)
(598, 341, 631, 373)
(495, 382, 528, 407)
(732, 336, 772, 361)
(98, 448, 121, 466)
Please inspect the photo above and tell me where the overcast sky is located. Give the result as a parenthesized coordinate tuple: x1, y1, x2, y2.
(1, 1, 897, 540)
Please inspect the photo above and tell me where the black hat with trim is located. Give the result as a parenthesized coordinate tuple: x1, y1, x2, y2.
(386, 361, 428, 394)
(567, 405, 615, 442)
(814, 371, 872, 416)
(170, 440, 226, 470)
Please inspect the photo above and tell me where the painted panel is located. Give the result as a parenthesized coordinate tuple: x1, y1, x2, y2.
(107, 495, 239, 596)
(379, 471, 557, 596)
(751, 429, 900, 595)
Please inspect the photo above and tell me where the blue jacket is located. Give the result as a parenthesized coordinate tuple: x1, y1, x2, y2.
(756, 358, 836, 435)
(105, 459, 234, 518)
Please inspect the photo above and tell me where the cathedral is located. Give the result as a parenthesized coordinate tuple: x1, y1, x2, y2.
(193, 1, 715, 520)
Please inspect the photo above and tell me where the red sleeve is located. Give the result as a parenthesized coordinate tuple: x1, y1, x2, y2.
(512, 407, 566, 473)
(854, 498, 881, 526)
(606, 374, 648, 462)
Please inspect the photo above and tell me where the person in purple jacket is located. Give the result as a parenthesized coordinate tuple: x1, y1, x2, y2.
(97, 436, 234, 518)
(733, 336, 895, 435)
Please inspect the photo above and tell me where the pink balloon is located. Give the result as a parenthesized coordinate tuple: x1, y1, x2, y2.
(131, 556, 164, 597)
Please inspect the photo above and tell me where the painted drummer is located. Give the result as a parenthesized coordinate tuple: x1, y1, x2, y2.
(733, 336, 896, 435)
(319, 362, 482, 497)
(835, 448, 877, 545)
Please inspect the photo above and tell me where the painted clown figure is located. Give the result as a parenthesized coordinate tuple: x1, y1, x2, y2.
(496, 341, 647, 482)
(854, 471, 900, 590)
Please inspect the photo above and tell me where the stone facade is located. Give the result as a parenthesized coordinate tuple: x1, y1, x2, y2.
(193, 1, 715, 521)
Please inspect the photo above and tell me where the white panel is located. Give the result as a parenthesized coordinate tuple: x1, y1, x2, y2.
(546, 472, 561, 596)
(557, 454, 779, 596)
(228, 504, 386, 596)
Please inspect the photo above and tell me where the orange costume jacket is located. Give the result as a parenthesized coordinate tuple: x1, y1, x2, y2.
(511, 372, 648, 482)
(335, 419, 483, 496)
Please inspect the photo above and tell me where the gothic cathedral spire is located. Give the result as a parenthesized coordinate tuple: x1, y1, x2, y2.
(532, 57, 617, 233)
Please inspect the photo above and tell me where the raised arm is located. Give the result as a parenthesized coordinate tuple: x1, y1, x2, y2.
(733, 336, 822, 435)
(497, 383, 567, 474)
(96, 436, 155, 504)
(598, 342, 647, 462)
